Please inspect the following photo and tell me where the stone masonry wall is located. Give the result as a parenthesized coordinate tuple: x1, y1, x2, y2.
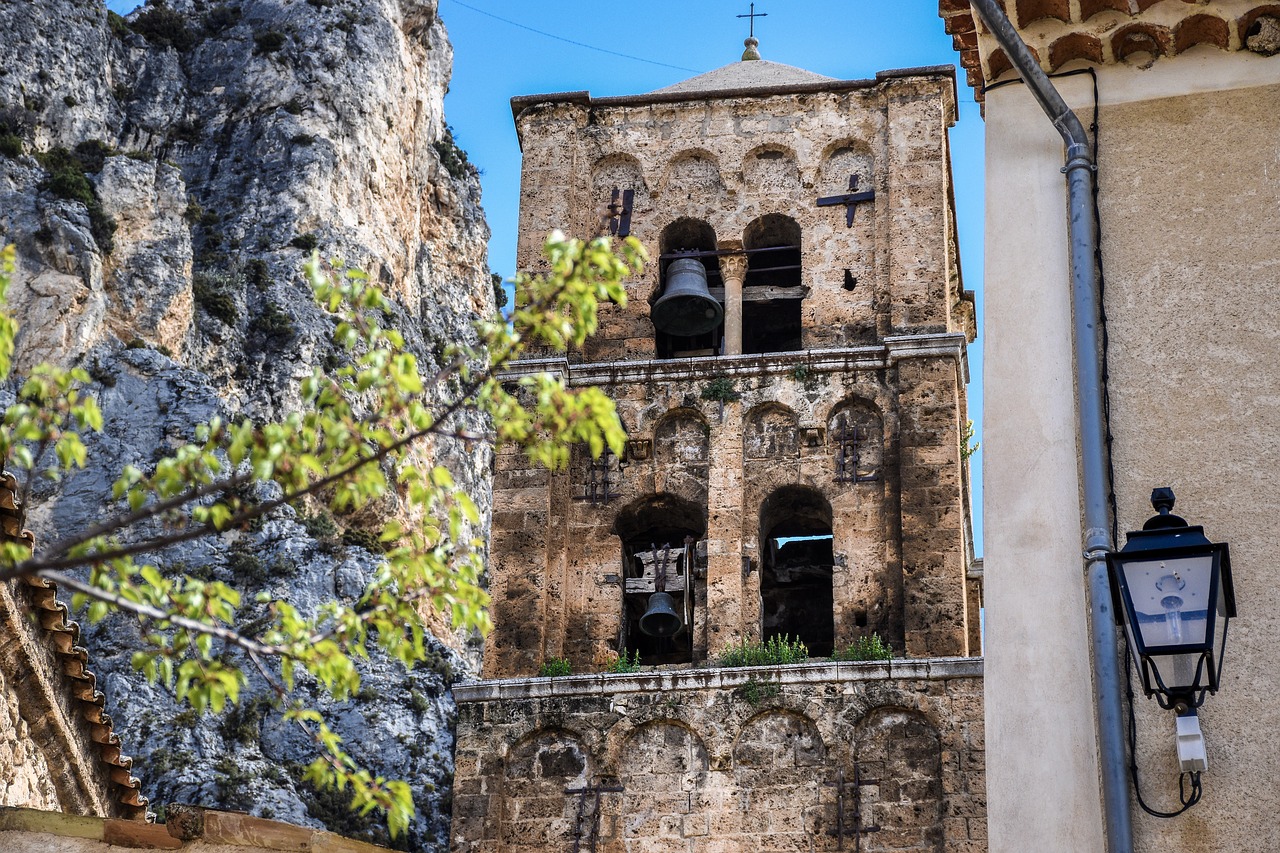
(489, 67, 977, 677)
(451, 660, 985, 852)
(487, 343, 973, 677)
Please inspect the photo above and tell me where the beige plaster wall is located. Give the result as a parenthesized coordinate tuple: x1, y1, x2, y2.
(982, 49, 1280, 853)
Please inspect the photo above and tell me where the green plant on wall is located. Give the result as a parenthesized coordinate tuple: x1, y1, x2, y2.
(733, 675, 780, 706)
(961, 419, 979, 460)
(538, 658, 572, 677)
(606, 649, 641, 673)
(700, 376, 741, 403)
(831, 633, 892, 662)
(717, 634, 809, 667)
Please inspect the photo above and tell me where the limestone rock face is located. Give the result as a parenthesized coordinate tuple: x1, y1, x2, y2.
(0, 0, 490, 847)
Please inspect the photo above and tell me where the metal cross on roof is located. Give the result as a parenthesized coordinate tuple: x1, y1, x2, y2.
(737, 2, 767, 38)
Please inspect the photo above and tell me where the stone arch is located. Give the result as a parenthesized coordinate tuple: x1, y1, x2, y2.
(1049, 32, 1104, 71)
(501, 727, 593, 849)
(607, 721, 710, 846)
(1174, 14, 1230, 54)
(612, 493, 705, 665)
(853, 708, 944, 853)
(733, 709, 827, 769)
(742, 213, 804, 354)
(759, 485, 835, 656)
(745, 402, 801, 460)
(730, 709, 828, 844)
(654, 218, 723, 358)
(653, 407, 710, 505)
(742, 144, 801, 195)
(590, 152, 647, 197)
(661, 148, 727, 200)
(826, 398, 884, 484)
(819, 141, 875, 198)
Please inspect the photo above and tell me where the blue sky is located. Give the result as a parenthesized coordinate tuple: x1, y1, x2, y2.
(106, 1, 986, 552)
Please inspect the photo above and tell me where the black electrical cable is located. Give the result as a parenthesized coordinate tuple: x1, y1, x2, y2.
(983, 65, 1205, 818)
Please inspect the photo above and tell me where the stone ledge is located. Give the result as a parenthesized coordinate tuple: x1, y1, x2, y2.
(452, 656, 983, 703)
(500, 334, 969, 386)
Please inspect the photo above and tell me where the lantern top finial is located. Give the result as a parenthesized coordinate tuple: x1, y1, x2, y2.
(1144, 487, 1187, 530)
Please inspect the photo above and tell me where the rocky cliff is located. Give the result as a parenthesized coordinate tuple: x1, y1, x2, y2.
(0, 0, 491, 847)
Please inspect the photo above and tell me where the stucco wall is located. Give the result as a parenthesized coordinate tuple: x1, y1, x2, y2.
(982, 49, 1280, 853)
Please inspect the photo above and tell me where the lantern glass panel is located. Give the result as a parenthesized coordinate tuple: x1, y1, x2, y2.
(1119, 553, 1215, 652)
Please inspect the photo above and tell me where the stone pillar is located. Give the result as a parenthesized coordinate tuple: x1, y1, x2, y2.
(704, 397, 745, 656)
(895, 354, 968, 658)
(719, 252, 747, 356)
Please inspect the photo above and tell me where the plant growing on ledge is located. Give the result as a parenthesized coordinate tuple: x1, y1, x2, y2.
(606, 649, 641, 674)
(538, 658, 573, 677)
(717, 634, 809, 668)
(0, 230, 644, 837)
(831, 633, 892, 662)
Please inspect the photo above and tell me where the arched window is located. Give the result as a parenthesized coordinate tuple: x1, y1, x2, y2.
(759, 486, 834, 656)
(654, 218, 722, 359)
(613, 494, 706, 665)
(742, 214, 803, 354)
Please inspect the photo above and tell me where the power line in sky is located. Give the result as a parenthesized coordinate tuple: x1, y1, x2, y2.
(442, 0, 699, 74)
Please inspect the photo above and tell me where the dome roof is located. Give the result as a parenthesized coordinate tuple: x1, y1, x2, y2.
(650, 57, 836, 96)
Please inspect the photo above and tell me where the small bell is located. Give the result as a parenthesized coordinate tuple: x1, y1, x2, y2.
(639, 591, 682, 638)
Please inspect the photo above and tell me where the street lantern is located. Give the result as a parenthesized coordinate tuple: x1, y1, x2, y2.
(1108, 487, 1236, 713)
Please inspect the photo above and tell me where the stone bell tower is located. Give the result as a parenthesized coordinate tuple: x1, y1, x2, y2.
(484, 43, 978, 676)
(452, 37, 986, 853)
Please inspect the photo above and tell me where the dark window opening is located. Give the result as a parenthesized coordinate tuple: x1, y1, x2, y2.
(743, 215, 803, 354)
(614, 495, 706, 665)
(655, 219, 723, 359)
(760, 486, 834, 656)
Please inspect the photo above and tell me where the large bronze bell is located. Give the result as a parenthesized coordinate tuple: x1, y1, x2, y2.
(639, 591, 683, 638)
(652, 257, 724, 337)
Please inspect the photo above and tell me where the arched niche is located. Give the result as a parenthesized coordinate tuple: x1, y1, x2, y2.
(742, 145, 801, 195)
(612, 493, 706, 665)
(501, 728, 592, 848)
(854, 708, 944, 852)
(591, 153, 646, 239)
(758, 485, 834, 656)
(661, 149, 726, 201)
(733, 710, 827, 770)
(591, 153, 647, 197)
(613, 722, 710, 844)
(654, 218, 723, 359)
(820, 142, 875, 199)
(827, 399, 883, 485)
(744, 403, 800, 460)
(742, 214, 803, 354)
(653, 407, 710, 506)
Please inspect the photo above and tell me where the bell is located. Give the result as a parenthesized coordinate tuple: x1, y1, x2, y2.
(638, 591, 683, 638)
(652, 258, 724, 337)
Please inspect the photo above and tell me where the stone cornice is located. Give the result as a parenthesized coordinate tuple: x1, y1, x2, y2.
(501, 333, 969, 387)
(453, 657, 984, 703)
(939, 0, 1280, 101)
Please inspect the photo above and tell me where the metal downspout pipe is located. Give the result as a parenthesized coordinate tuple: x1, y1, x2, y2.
(968, 2, 1133, 852)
